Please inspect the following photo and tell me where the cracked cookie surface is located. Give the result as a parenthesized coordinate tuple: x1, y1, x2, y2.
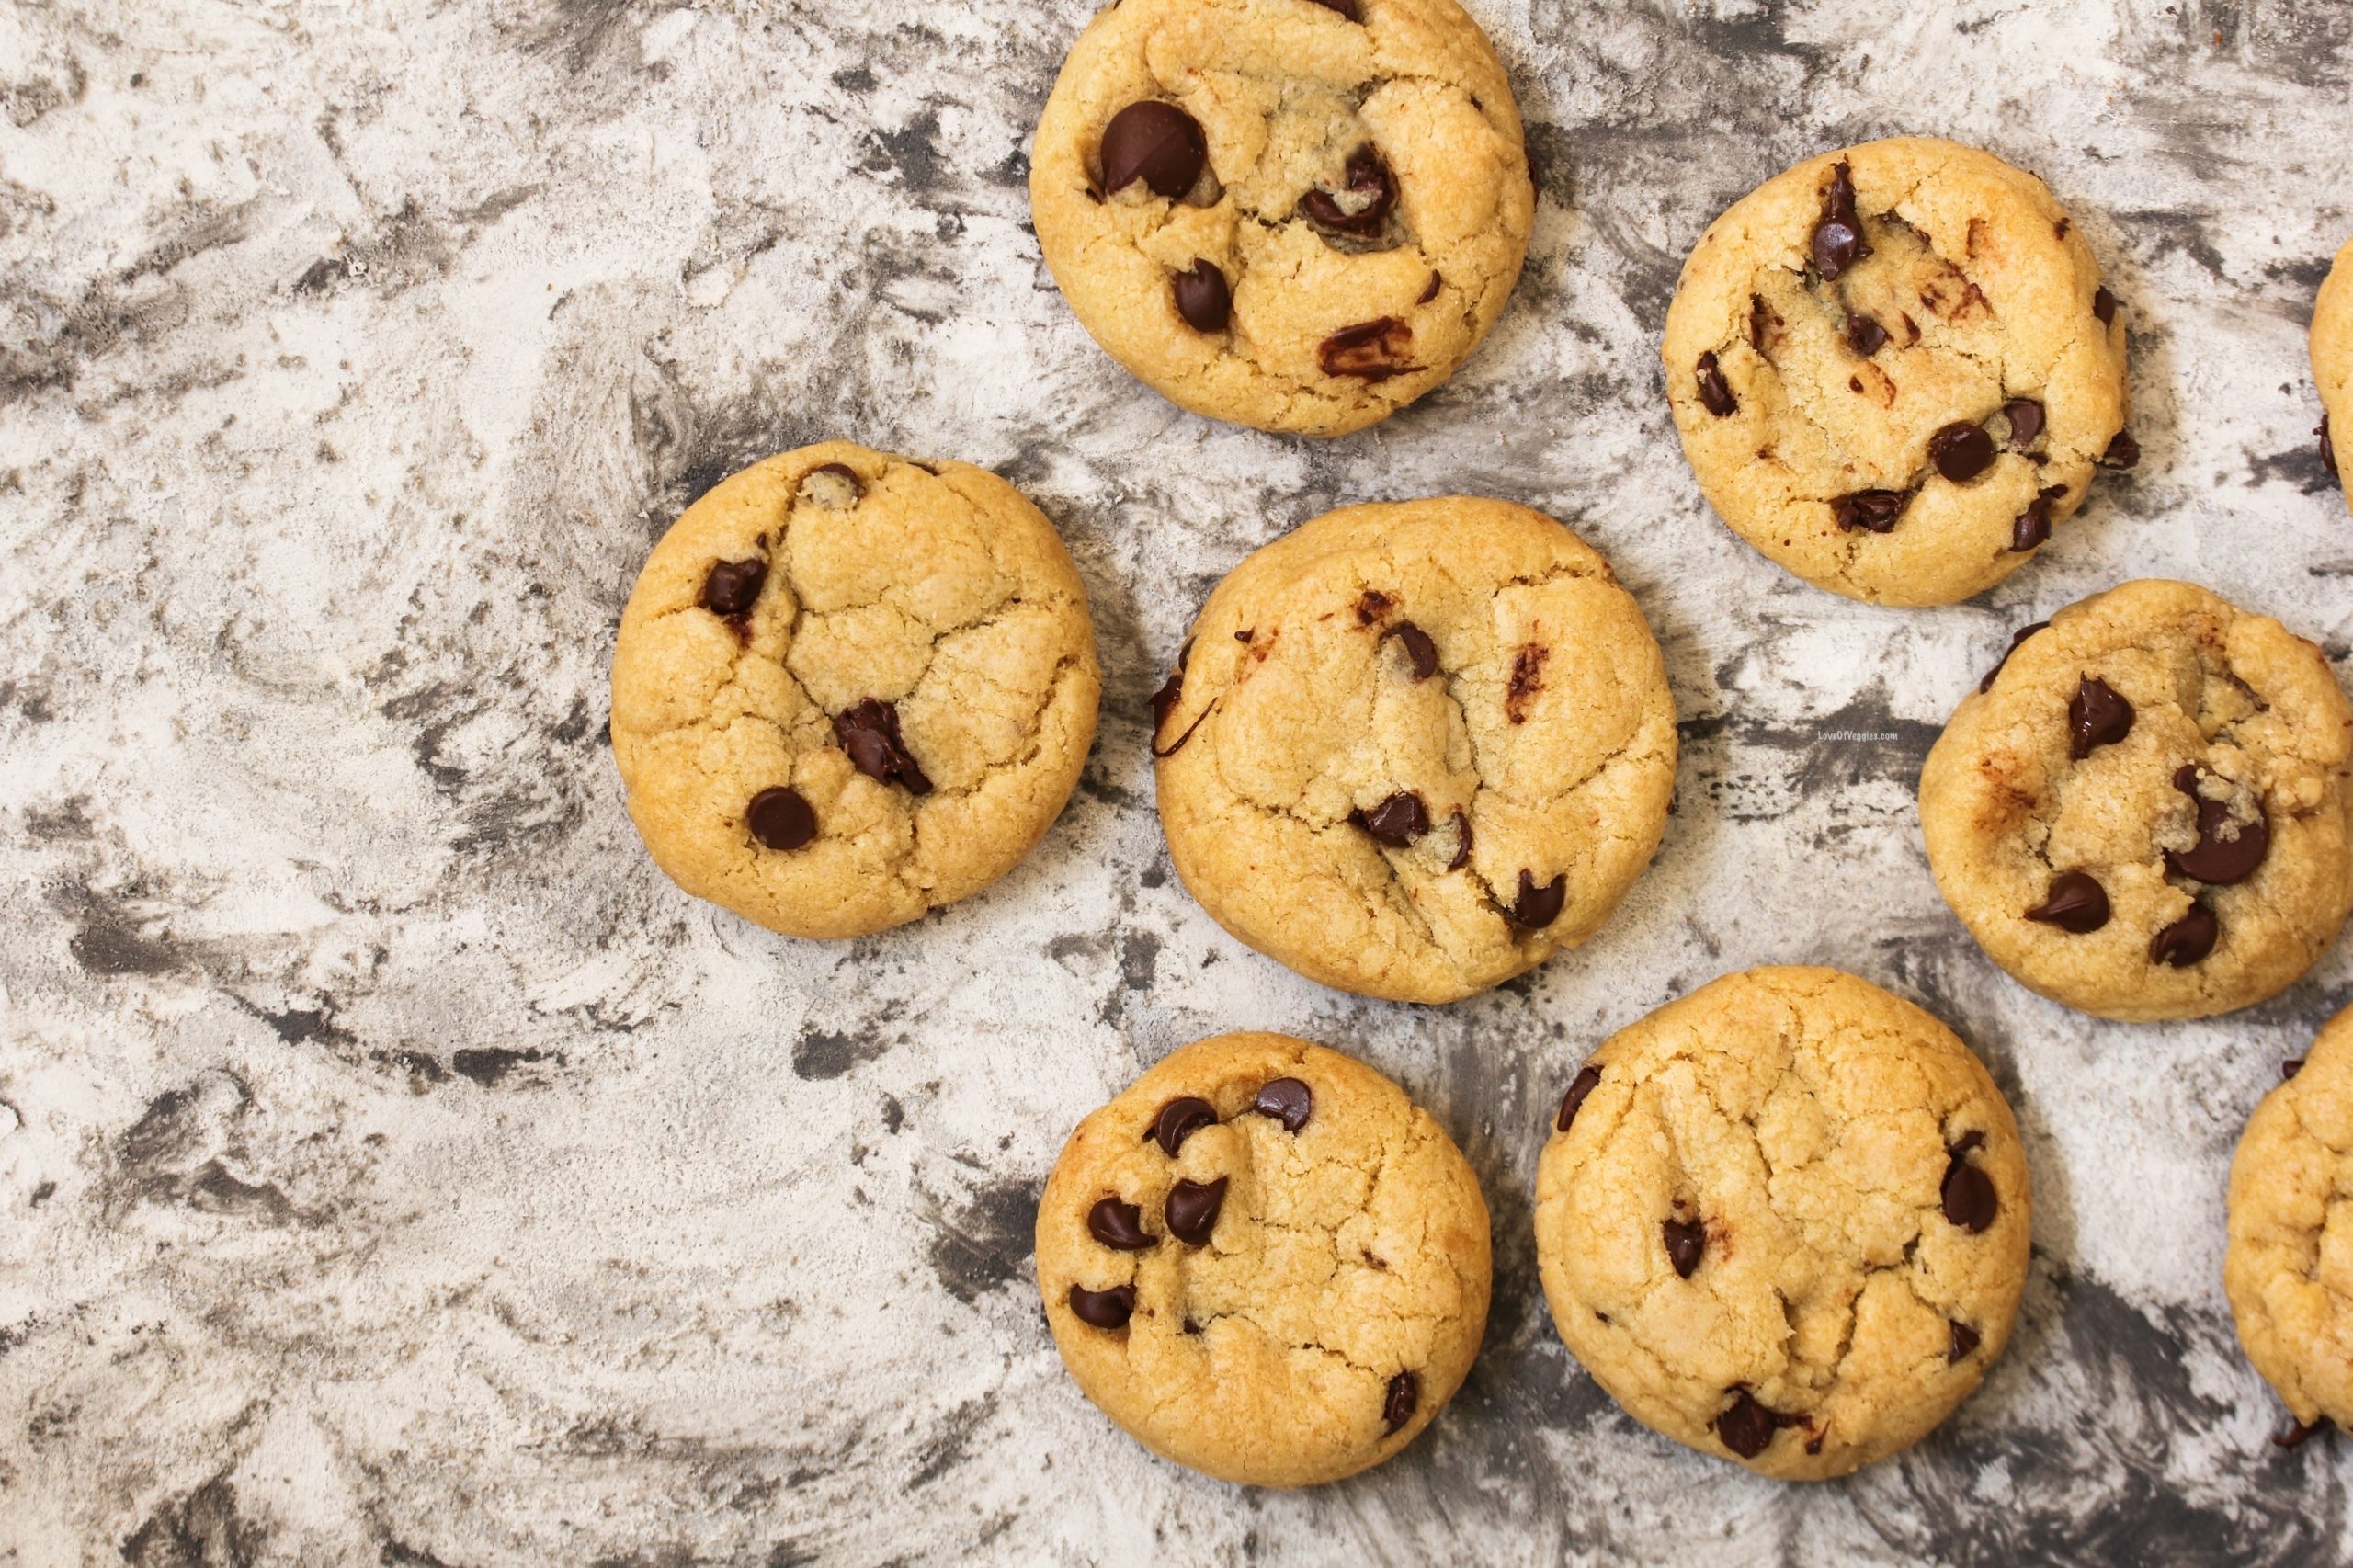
(1663, 136, 2130, 606)
(2228, 1002, 2353, 1431)
(1152, 496, 1677, 1004)
(1029, 0, 1533, 437)
(609, 442, 1100, 939)
(1920, 580, 2353, 1021)
(1037, 1031, 1491, 1488)
(2314, 235, 2352, 513)
(1533, 967, 2031, 1482)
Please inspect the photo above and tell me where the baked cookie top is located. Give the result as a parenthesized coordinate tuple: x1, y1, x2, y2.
(1662, 136, 2131, 606)
(2228, 1002, 2353, 1432)
(1920, 580, 2353, 1021)
(2313, 234, 2352, 510)
(609, 443, 1100, 939)
(1533, 967, 2032, 1482)
(1029, 0, 1534, 437)
(1152, 497, 1677, 1004)
(1035, 1031, 1491, 1488)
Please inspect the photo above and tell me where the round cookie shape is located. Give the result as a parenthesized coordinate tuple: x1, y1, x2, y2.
(1037, 1031, 1491, 1488)
(1152, 497, 1678, 1004)
(1920, 580, 2353, 1021)
(609, 443, 1101, 939)
(1533, 967, 2031, 1481)
(2228, 1002, 2353, 1433)
(2313, 235, 2352, 511)
(1662, 136, 2131, 606)
(1029, 0, 1534, 437)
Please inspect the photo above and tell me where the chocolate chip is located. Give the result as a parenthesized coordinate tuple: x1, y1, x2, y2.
(1252, 1078, 1313, 1133)
(2275, 1416, 2327, 1449)
(2004, 398, 2046, 449)
(2285, 1058, 2305, 1080)
(1940, 1143, 1997, 1233)
(1386, 621, 1438, 679)
(1100, 101, 1206, 199)
(1307, 0, 1362, 16)
(2010, 494, 2052, 552)
(1555, 1065, 1600, 1132)
(1355, 588, 1394, 625)
(2165, 769, 2270, 884)
(1319, 317, 1418, 381)
(1088, 1197, 1154, 1251)
(1171, 259, 1231, 332)
(1446, 810, 1472, 871)
(1695, 350, 1736, 417)
(2098, 429, 2141, 470)
(1301, 144, 1395, 236)
(1418, 270, 1441, 304)
(1146, 1097, 1217, 1156)
(746, 787, 816, 851)
(1511, 869, 1567, 929)
(1067, 1283, 1136, 1329)
(801, 463, 862, 508)
(1662, 1218, 1704, 1278)
(700, 557, 767, 618)
(1165, 1176, 1227, 1245)
(1929, 422, 1997, 483)
(2067, 676, 2133, 758)
(1832, 489, 1907, 533)
(834, 699, 932, 794)
(1845, 312, 1889, 356)
(1382, 1370, 1418, 1435)
(1747, 293, 1774, 353)
(2093, 286, 2117, 326)
(1811, 159, 1869, 280)
(1506, 643, 1547, 722)
(1949, 1321, 1981, 1362)
(1151, 669, 1184, 732)
(1354, 791, 1430, 847)
(2323, 415, 2339, 481)
(1981, 620, 2049, 692)
(1715, 1390, 1790, 1459)
(2026, 870, 2110, 934)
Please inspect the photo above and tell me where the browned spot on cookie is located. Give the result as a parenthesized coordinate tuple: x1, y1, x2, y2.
(1965, 216, 1987, 258)
(1319, 317, 1419, 381)
(2054, 216, 2071, 240)
(1356, 588, 1394, 624)
(1506, 644, 1548, 722)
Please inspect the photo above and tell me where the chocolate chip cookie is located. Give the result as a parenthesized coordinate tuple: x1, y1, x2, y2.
(609, 443, 1100, 938)
(1534, 967, 2031, 1481)
(2227, 1001, 2353, 1437)
(1663, 137, 2132, 606)
(1920, 580, 2353, 1021)
(1029, 0, 1534, 437)
(2313, 234, 2352, 509)
(1152, 497, 1677, 1004)
(1037, 1031, 1490, 1487)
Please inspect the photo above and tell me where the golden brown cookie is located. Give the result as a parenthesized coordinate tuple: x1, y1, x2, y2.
(1533, 967, 2031, 1481)
(610, 443, 1099, 938)
(1036, 1032, 1491, 1487)
(2313, 235, 2352, 509)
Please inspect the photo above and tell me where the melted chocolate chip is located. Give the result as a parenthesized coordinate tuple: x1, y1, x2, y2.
(1150, 668, 1184, 733)
(1696, 351, 1736, 416)
(1319, 317, 1418, 381)
(2010, 494, 2052, 552)
(1252, 1078, 1313, 1133)
(1511, 869, 1567, 929)
(2165, 770, 2270, 885)
(2275, 1416, 2327, 1449)
(1832, 489, 1908, 533)
(1301, 144, 1395, 236)
(1845, 312, 1889, 356)
(1386, 621, 1438, 679)
(2284, 1058, 2305, 1080)
(1949, 1321, 1981, 1362)
(1811, 160, 1869, 280)
(1171, 259, 1231, 331)
(835, 699, 932, 794)
(1980, 621, 2049, 692)
(746, 787, 816, 851)
(1355, 588, 1394, 624)
(2093, 286, 2117, 326)
(2026, 870, 2110, 934)
(1716, 1390, 1791, 1459)
(1929, 422, 1997, 483)
(2004, 398, 2046, 449)
(1663, 1218, 1704, 1278)
(2098, 429, 2141, 470)
(700, 557, 767, 618)
(1556, 1065, 1601, 1133)
(1354, 791, 1430, 846)
(1100, 101, 1207, 199)
(2323, 415, 2338, 481)
(1418, 270, 1442, 303)
(1088, 1197, 1153, 1251)
(1382, 1370, 1419, 1435)
(1446, 810, 1472, 871)
(2068, 676, 2134, 758)
(1165, 1176, 1227, 1245)
(1307, 0, 1363, 16)
(1147, 1096, 1218, 1156)
(1506, 644, 1548, 722)
(1940, 1142, 1997, 1233)
(1067, 1283, 1136, 1329)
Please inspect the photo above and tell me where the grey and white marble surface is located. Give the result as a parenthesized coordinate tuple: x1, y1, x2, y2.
(2, 0, 2349, 1562)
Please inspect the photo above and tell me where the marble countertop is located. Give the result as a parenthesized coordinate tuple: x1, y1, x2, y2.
(3, 1, 2349, 1562)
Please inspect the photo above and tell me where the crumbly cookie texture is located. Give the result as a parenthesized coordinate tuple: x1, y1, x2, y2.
(1152, 497, 1677, 1004)
(1663, 136, 2131, 606)
(1534, 967, 2031, 1482)
(2314, 235, 2352, 512)
(1037, 1031, 1491, 1488)
(609, 442, 1100, 939)
(1920, 580, 2353, 1021)
(2228, 1003, 2353, 1432)
(1029, 0, 1533, 437)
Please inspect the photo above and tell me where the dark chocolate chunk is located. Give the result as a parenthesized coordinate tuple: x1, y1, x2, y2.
(1382, 1370, 1418, 1435)
(1164, 1176, 1227, 1245)
(1318, 317, 1418, 381)
(2026, 870, 2110, 934)
(1811, 160, 1869, 280)
(1663, 1218, 1704, 1278)
(1929, 421, 1997, 483)
(834, 699, 932, 794)
(2322, 415, 2338, 481)
(1067, 1283, 1136, 1329)
(1696, 350, 1737, 416)
(1100, 101, 1206, 199)
(2165, 770, 2269, 885)
(1556, 1064, 1601, 1133)
(1832, 489, 1907, 533)
(1252, 1077, 1313, 1133)
(1171, 259, 1231, 331)
(746, 787, 816, 851)
(1354, 791, 1431, 847)
(1845, 312, 1889, 356)
(1446, 810, 1472, 871)
(1949, 1321, 1981, 1362)
(1301, 144, 1395, 235)
(1386, 621, 1438, 679)
(2010, 494, 2052, 552)
(1980, 620, 2049, 692)
(1511, 869, 1567, 929)
(2098, 429, 2141, 470)
(1716, 1389, 1790, 1459)
(1147, 1096, 1218, 1157)
(700, 557, 767, 618)
(1418, 270, 1441, 303)
(2004, 398, 2046, 449)
(2093, 286, 2117, 326)
(1088, 1197, 1154, 1251)
(2285, 1058, 2305, 1080)
(2067, 676, 2134, 758)
(1940, 1142, 1997, 1233)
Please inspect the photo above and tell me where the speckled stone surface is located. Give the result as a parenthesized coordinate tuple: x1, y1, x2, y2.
(2, 2, 2348, 1563)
